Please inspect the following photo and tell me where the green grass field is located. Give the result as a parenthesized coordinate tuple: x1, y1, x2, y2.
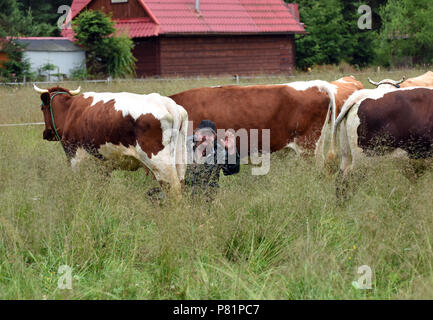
(2, 69, 433, 299)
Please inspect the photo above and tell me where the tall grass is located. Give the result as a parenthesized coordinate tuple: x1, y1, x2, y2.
(1, 69, 433, 299)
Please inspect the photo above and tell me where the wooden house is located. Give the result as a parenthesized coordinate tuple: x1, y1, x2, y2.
(63, 0, 305, 77)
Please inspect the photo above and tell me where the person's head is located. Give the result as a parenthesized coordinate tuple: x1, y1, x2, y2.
(194, 120, 217, 148)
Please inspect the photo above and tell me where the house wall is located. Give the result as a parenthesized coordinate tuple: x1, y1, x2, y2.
(24, 51, 86, 78)
(133, 37, 159, 77)
(158, 35, 296, 76)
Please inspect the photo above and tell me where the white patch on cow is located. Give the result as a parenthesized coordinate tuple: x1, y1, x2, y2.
(335, 78, 351, 84)
(83, 92, 174, 121)
(70, 147, 91, 171)
(334, 77, 362, 88)
(98, 142, 139, 159)
(97, 143, 142, 170)
(285, 80, 338, 96)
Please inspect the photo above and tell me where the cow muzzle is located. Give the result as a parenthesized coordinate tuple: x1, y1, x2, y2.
(43, 129, 56, 141)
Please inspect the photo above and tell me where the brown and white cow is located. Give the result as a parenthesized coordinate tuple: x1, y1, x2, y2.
(34, 85, 188, 194)
(368, 71, 433, 89)
(170, 80, 337, 159)
(326, 86, 433, 178)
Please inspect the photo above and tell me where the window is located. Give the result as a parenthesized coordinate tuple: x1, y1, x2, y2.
(111, 0, 128, 3)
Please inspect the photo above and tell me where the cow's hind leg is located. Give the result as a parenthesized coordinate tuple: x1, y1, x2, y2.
(335, 118, 351, 205)
(285, 138, 307, 156)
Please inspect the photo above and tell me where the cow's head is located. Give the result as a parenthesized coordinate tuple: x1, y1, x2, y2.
(34, 85, 81, 141)
(368, 77, 406, 89)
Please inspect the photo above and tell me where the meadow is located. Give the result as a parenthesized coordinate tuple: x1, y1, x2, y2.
(2, 68, 433, 299)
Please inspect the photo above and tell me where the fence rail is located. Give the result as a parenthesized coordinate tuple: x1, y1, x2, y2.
(0, 122, 45, 127)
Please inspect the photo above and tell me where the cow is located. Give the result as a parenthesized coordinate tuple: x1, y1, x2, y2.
(368, 71, 433, 89)
(34, 85, 188, 195)
(325, 87, 433, 193)
(170, 81, 337, 161)
(400, 71, 433, 88)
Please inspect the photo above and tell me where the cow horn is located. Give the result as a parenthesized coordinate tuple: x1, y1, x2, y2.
(33, 84, 49, 94)
(69, 86, 81, 96)
(368, 77, 379, 87)
(396, 77, 406, 85)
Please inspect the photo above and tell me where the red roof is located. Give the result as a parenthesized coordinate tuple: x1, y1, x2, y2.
(63, 0, 305, 39)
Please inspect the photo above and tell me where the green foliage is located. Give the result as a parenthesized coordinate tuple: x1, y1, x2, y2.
(293, 0, 347, 69)
(106, 36, 136, 78)
(16, 0, 73, 36)
(0, 0, 55, 37)
(69, 64, 88, 80)
(0, 0, 47, 82)
(291, 0, 383, 69)
(36, 62, 60, 81)
(376, 0, 433, 66)
(73, 10, 136, 78)
(340, 1, 377, 68)
(0, 39, 33, 82)
(40, 63, 57, 73)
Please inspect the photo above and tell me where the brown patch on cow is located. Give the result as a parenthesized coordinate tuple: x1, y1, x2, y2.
(357, 88, 433, 158)
(331, 76, 364, 114)
(135, 113, 164, 158)
(170, 84, 331, 154)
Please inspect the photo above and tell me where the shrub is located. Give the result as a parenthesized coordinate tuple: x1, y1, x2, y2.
(72, 10, 136, 78)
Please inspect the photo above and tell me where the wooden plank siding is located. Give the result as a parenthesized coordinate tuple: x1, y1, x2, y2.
(133, 37, 159, 77)
(157, 35, 295, 76)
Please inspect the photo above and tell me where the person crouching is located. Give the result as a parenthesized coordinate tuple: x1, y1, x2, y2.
(185, 120, 240, 202)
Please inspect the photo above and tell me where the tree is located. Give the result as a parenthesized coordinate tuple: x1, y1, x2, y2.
(376, 0, 433, 66)
(0, 37, 33, 82)
(287, 0, 388, 69)
(292, 0, 347, 69)
(16, 0, 73, 36)
(73, 10, 136, 78)
(0, 0, 56, 36)
(339, 1, 377, 67)
(0, 0, 38, 81)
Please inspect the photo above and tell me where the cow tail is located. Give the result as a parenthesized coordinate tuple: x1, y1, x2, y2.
(315, 84, 337, 166)
(325, 91, 359, 167)
(168, 104, 180, 172)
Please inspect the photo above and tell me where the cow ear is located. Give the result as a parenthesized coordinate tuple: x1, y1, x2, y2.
(41, 93, 50, 106)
